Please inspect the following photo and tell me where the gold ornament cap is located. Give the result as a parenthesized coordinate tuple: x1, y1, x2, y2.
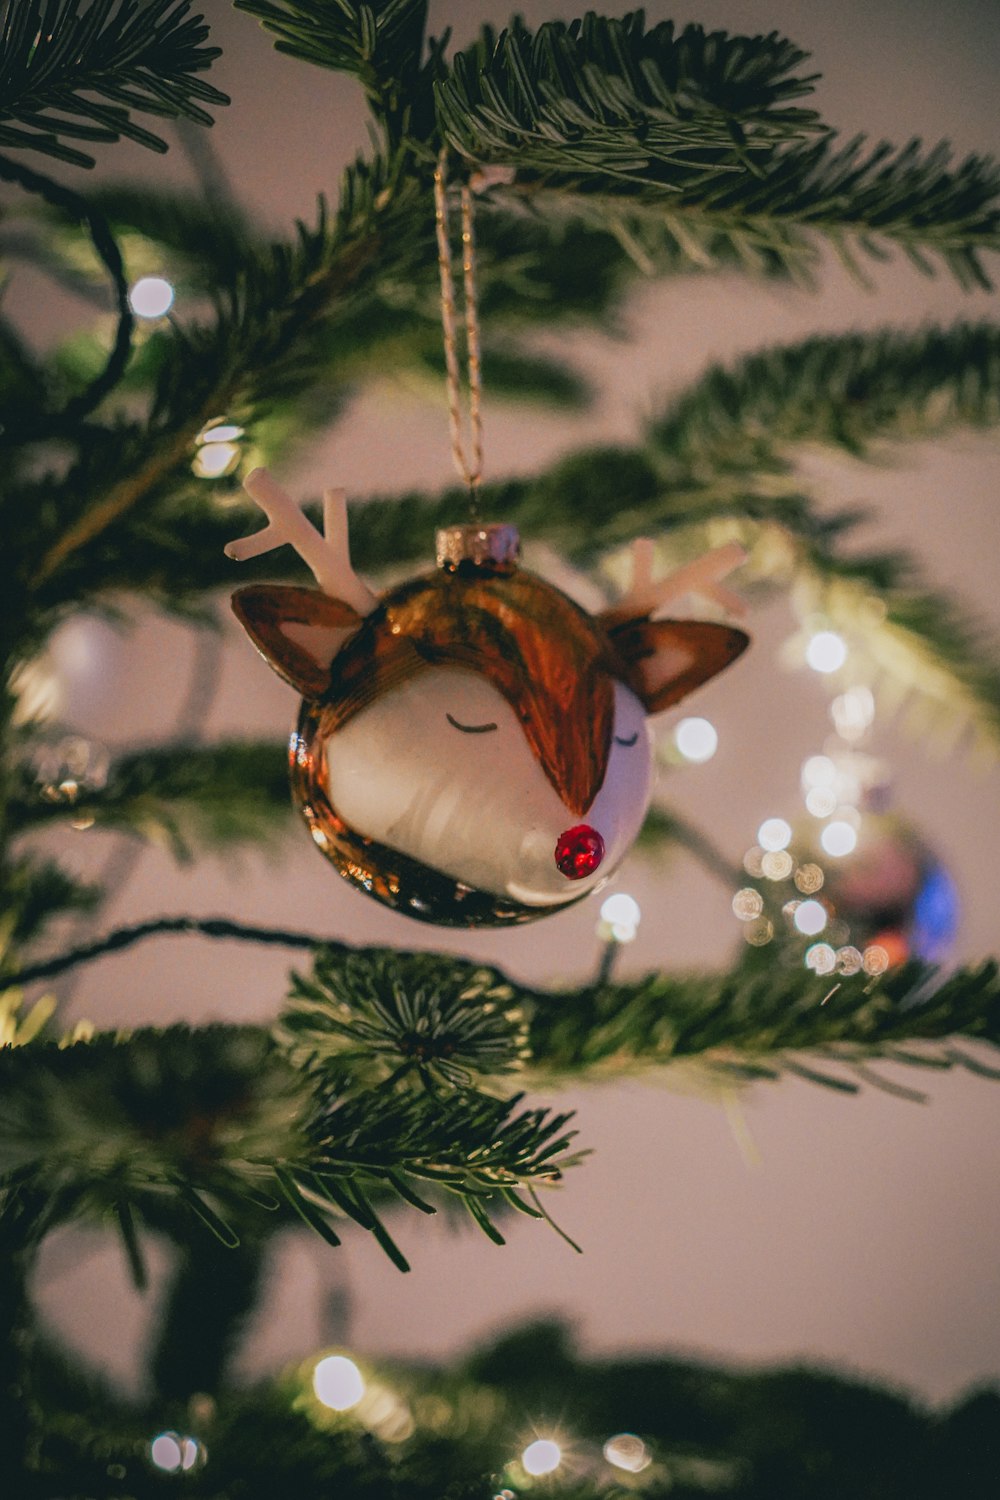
(436, 522, 521, 574)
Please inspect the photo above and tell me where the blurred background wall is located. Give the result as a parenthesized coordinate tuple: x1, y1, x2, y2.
(26, 0, 1000, 1406)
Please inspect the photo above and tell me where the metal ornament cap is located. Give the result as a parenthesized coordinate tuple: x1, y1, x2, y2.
(436, 523, 521, 574)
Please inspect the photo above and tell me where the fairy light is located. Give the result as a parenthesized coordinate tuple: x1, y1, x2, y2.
(821, 820, 858, 857)
(604, 1433, 651, 1473)
(193, 441, 241, 478)
(674, 716, 718, 763)
(805, 942, 836, 974)
(805, 630, 847, 674)
(831, 685, 875, 741)
(793, 899, 827, 936)
(150, 1433, 201, 1472)
(521, 1439, 562, 1476)
(805, 785, 838, 818)
(129, 275, 174, 318)
(757, 817, 792, 852)
(598, 892, 641, 943)
(732, 888, 764, 921)
(313, 1355, 365, 1411)
(801, 755, 837, 790)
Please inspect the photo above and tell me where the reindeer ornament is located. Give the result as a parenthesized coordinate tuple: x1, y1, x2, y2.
(227, 469, 749, 927)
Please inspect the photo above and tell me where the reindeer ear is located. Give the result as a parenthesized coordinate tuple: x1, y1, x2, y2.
(609, 619, 750, 714)
(232, 585, 364, 699)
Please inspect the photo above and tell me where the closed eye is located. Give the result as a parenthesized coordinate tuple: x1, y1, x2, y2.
(614, 731, 639, 747)
(446, 712, 498, 734)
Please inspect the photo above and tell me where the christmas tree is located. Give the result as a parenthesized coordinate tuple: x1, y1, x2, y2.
(2, 1, 999, 1494)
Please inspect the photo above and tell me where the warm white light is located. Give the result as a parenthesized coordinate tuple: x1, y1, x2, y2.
(732, 888, 764, 921)
(794, 899, 827, 936)
(522, 1439, 562, 1476)
(314, 1355, 365, 1411)
(805, 786, 837, 818)
(193, 441, 240, 478)
(821, 820, 858, 857)
(150, 1433, 183, 1472)
(801, 755, 837, 789)
(129, 275, 174, 318)
(761, 850, 793, 881)
(836, 946, 863, 975)
(805, 943, 836, 975)
(599, 892, 641, 943)
(863, 945, 890, 975)
(198, 422, 245, 445)
(806, 631, 847, 674)
(757, 817, 792, 852)
(831, 686, 875, 741)
(604, 1433, 650, 1473)
(674, 716, 718, 763)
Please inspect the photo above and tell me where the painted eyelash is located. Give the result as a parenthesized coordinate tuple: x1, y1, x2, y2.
(446, 712, 499, 734)
(614, 731, 639, 747)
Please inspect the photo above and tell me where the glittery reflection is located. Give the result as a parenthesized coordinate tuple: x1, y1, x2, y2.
(733, 887, 764, 921)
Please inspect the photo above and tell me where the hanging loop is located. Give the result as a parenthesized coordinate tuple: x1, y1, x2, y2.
(434, 151, 484, 512)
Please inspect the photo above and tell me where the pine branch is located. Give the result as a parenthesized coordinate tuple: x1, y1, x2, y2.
(0, 1023, 581, 1268)
(435, 17, 823, 176)
(650, 323, 1000, 479)
(0, 0, 229, 167)
(234, 0, 429, 139)
(527, 959, 1000, 1092)
(8, 740, 294, 860)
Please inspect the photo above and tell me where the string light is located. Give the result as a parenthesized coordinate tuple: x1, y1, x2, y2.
(805, 942, 836, 974)
(193, 420, 245, 479)
(674, 716, 718, 763)
(313, 1355, 365, 1411)
(149, 1433, 202, 1472)
(521, 1439, 562, 1476)
(598, 892, 641, 943)
(805, 630, 847, 674)
(793, 899, 827, 936)
(604, 1433, 651, 1472)
(757, 817, 792, 852)
(821, 820, 858, 857)
(128, 275, 174, 318)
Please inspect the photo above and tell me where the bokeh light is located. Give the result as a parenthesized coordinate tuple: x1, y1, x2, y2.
(128, 275, 175, 318)
(757, 817, 792, 852)
(599, 892, 641, 942)
(806, 631, 847, 673)
(732, 888, 764, 921)
(805, 943, 836, 974)
(314, 1355, 365, 1411)
(674, 716, 718, 763)
(821, 820, 858, 857)
(604, 1433, 651, 1472)
(794, 899, 827, 936)
(522, 1438, 562, 1475)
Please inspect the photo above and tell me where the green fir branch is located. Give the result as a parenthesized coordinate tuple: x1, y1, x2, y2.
(234, 0, 430, 139)
(8, 740, 294, 860)
(0, 0, 229, 168)
(435, 17, 822, 177)
(650, 323, 1000, 480)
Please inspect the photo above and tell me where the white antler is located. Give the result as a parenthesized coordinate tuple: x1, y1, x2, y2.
(609, 538, 748, 621)
(225, 468, 377, 616)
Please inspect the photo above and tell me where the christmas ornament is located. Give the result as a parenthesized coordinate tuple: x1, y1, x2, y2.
(735, 807, 958, 972)
(226, 471, 749, 926)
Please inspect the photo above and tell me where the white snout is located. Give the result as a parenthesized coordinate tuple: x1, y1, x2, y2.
(322, 668, 652, 906)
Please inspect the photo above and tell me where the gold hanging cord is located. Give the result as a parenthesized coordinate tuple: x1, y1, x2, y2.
(434, 150, 484, 514)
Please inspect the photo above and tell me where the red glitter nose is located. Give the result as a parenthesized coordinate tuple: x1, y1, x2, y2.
(554, 824, 605, 880)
